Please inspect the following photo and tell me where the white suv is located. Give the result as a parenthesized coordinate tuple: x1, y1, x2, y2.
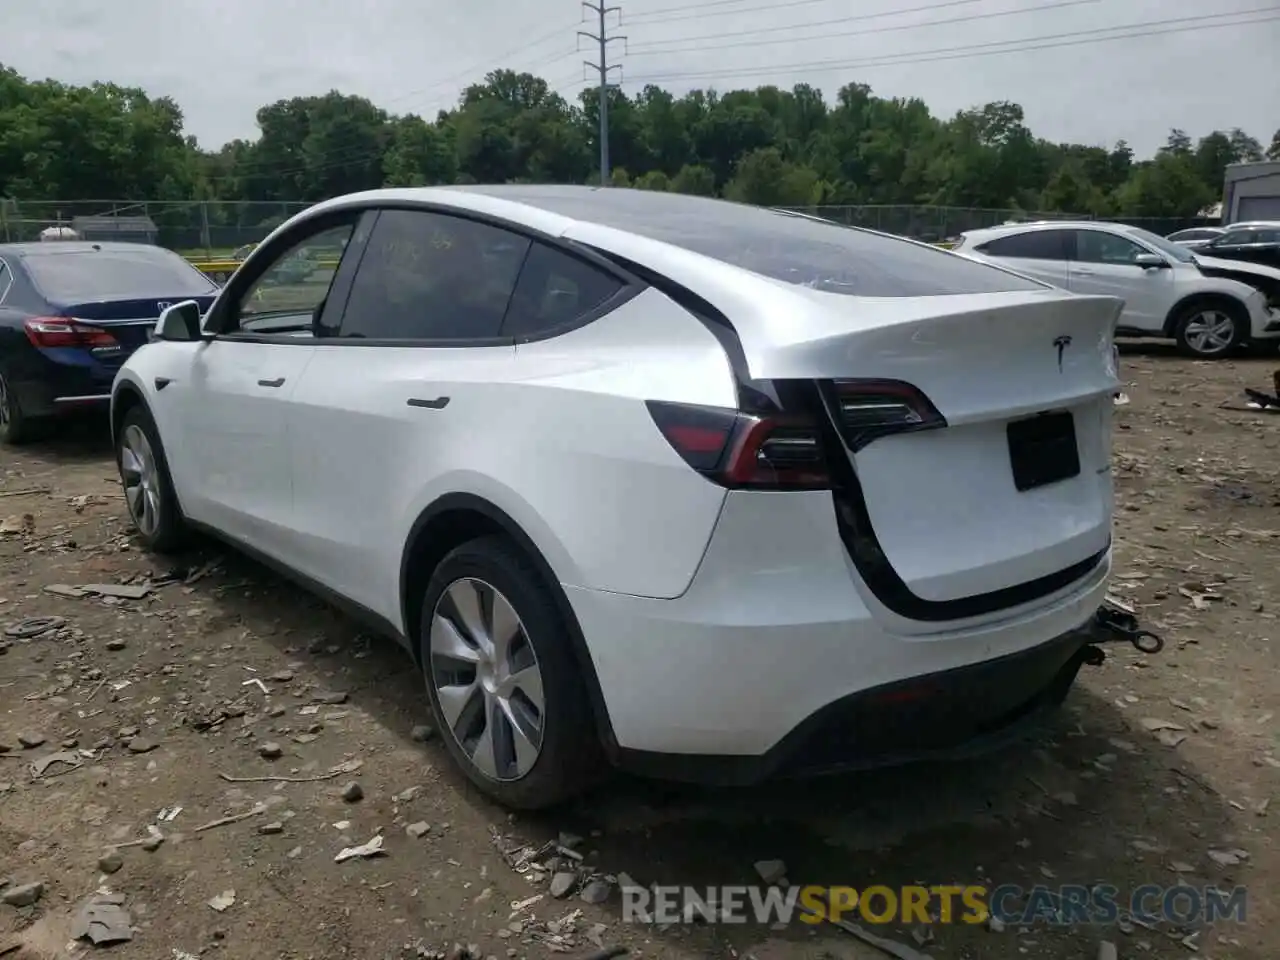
(113, 187, 1127, 808)
(955, 220, 1280, 357)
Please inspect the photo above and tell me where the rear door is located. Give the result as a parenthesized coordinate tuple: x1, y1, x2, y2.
(1067, 229, 1174, 333)
(285, 208, 528, 620)
(969, 229, 1073, 288)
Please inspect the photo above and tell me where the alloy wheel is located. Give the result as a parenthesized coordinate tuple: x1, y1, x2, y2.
(429, 577, 545, 781)
(120, 424, 162, 536)
(1182, 310, 1236, 356)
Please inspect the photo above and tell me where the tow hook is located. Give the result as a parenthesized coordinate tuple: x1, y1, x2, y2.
(1083, 603, 1164, 663)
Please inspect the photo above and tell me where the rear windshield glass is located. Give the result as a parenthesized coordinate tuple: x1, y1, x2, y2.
(22, 247, 217, 301)
(463, 186, 1045, 296)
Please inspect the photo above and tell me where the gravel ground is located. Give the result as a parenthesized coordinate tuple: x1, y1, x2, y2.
(0, 346, 1276, 960)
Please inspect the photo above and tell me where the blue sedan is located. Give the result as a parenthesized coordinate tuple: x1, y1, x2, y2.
(0, 241, 219, 443)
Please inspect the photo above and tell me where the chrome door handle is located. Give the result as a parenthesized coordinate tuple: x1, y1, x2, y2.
(257, 377, 286, 388)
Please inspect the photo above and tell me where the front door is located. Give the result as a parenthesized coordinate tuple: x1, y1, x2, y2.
(179, 215, 364, 560)
(1068, 229, 1175, 334)
(180, 339, 315, 553)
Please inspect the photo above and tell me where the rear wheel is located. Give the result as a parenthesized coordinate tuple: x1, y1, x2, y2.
(0, 370, 49, 445)
(419, 536, 601, 810)
(116, 405, 187, 553)
(1172, 300, 1245, 358)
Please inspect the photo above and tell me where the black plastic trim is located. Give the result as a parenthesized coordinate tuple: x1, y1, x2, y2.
(186, 519, 408, 648)
(614, 629, 1092, 786)
(399, 493, 618, 756)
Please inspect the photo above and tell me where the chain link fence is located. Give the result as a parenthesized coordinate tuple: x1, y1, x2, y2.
(0, 199, 312, 253)
(1, 199, 1222, 253)
(775, 205, 1220, 241)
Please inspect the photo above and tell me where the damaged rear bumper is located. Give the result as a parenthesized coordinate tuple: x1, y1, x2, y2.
(615, 603, 1162, 787)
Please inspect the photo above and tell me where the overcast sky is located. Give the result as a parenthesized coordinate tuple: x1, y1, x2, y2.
(3, 0, 1277, 157)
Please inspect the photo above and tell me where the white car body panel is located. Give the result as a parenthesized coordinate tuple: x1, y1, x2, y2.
(114, 186, 1125, 768)
(957, 220, 1279, 341)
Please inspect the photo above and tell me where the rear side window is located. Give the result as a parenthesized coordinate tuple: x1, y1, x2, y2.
(633, 210, 1043, 296)
(339, 210, 530, 341)
(503, 243, 624, 338)
(21, 247, 217, 301)
(976, 230, 1070, 261)
(1218, 230, 1257, 245)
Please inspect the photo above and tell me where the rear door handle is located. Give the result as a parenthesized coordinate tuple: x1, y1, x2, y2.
(257, 377, 286, 388)
(1073, 269, 1095, 276)
(407, 396, 450, 409)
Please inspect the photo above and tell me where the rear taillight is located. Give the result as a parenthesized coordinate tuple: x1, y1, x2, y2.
(829, 379, 945, 452)
(24, 318, 118, 349)
(646, 400, 830, 490)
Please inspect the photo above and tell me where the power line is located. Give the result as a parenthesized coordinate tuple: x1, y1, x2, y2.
(622, 8, 1279, 84)
(579, 0, 627, 185)
(627, 0, 1101, 55)
(625, 0, 982, 27)
(207, 5, 1275, 186)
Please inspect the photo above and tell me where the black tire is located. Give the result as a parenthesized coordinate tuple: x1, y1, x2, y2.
(1171, 299, 1246, 358)
(418, 535, 602, 810)
(115, 404, 188, 553)
(0, 369, 50, 445)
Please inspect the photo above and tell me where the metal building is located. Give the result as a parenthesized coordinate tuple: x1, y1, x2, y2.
(1222, 160, 1280, 223)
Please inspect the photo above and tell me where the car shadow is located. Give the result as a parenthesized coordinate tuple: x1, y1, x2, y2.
(189, 547, 1243, 959)
(8, 412, 114, 465)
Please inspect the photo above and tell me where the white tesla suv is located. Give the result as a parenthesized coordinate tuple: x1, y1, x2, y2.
(112, 186, 1136, 809)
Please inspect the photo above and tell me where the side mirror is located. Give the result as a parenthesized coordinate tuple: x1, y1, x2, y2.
(1134, 253, 1168, 269)
(154, 300, 203, 342)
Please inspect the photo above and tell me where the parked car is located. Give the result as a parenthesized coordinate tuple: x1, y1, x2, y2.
(1165, 226, 1225, 250)
(953, 221, 1280, 358)
(113, 186, 1128, 809)
(0, 241, 220, 443)
(1194, 222, 1280, 270)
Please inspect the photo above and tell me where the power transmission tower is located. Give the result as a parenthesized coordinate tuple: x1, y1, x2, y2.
(579, 1, 625, 186)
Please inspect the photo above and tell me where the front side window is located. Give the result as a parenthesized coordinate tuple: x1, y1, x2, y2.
(234, 222, 355, 334)
(1215, 230, 1258, 246)
(338, 210, 530, 341)
(502, 242, 624, 338)
(1075, 231, 1147, 265)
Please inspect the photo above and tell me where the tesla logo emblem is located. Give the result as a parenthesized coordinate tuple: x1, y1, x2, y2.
(156, 301, 171, 312)
(1053, 335, 1072, 371)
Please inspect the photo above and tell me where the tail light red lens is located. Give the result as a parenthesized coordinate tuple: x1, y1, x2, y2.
(648, 379, 944, 489)
(830, 379, 945, 452)
(646, 401, 831, 490)
(24, 318, 118, 349)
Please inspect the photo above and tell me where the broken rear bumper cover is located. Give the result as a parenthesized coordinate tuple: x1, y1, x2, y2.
(611, 603, 1162, 787)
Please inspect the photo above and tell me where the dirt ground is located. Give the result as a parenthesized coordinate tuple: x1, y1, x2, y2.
(1, 346, 1277, 960)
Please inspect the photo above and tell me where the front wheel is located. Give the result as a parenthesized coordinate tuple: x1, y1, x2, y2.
(1172, 301, 1245, 358)
(116, 405, 187, 553)
(419, 536, 602, 809)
